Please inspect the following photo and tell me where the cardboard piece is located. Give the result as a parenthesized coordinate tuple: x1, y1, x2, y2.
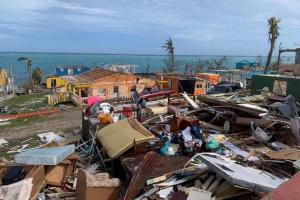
(45, 161, 72, 186)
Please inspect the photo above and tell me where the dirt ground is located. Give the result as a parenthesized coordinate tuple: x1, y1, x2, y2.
(0, 109, 82, 140)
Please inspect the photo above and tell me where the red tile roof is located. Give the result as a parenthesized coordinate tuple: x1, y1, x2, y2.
(62, 68, 139, 85)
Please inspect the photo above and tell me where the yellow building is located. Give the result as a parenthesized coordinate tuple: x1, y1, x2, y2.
(0, 68, 7, 87)
(46, 69, 155, 106)
(46, 76, 66, 89)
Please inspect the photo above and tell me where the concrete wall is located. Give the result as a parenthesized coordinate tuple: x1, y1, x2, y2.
(251, 75, 300, 101)
(89, 79, 155, 99)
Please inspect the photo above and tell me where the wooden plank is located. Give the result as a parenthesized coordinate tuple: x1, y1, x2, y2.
(215, 185, 246, 200)
(45, 164, 72, 186)
(124, 152, 162, 200)
(207, 176, 223, 193)
(203, 175, 215, 190)
(25, 165, 46, 199)
(199, 121, 224, 132)
(214, 180, 232, 196)
(216, 189, 250, 200)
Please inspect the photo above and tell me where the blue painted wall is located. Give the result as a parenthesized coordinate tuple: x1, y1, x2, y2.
(56, 66, 90, 76)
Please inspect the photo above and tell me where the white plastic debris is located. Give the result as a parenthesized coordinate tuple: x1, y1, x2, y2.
(37, 132, 66, 143)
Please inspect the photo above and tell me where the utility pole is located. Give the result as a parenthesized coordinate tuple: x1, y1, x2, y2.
(10, 64, 15, 95)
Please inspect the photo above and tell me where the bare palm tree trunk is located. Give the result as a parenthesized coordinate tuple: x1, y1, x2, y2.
(170, 53, 173, 72)
(184, 63, 188, 75)
(264, 40, 275, 74)
(28, 62, 33, 93)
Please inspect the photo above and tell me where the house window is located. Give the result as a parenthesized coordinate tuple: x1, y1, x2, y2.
(60, 68, 64, 72)
(273, 80, 287, 96)
(78, 68, 81, 72)
(168, 80, 173, 87)
(196, 83, 203, 89)
(98, 88, 106, 95)
(68, 69, 73, 75)
(113, 86, 119, 93)
(51, 79, 57, 88)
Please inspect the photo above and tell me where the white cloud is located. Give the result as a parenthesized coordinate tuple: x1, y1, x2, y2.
(31, 0, 117, 16)
(0, 0, 299, 54)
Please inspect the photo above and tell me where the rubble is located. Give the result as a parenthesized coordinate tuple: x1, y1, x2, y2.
(1, 78, 300, 200)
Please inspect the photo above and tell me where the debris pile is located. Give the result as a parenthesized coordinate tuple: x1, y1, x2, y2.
(1, 89, 300, 200)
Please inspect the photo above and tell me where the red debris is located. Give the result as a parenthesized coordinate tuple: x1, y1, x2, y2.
(0, 108, 60, 120)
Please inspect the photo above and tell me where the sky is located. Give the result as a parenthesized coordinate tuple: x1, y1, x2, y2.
(0, 0, 300, 55)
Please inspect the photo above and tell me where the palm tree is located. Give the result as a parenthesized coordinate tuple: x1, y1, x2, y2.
(162, 37, 175, 73)
(32, 67, 43, 85)
(17, 57, 33, 90)
(264, 17, 280, 74)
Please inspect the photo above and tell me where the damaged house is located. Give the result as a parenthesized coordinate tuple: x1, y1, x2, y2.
(62, 68, 156, 99)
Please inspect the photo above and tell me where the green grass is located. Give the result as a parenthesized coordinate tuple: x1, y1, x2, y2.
(0, 115, 51, 131)
(0, 92, 50, 112)
(1, 92, 49, 106)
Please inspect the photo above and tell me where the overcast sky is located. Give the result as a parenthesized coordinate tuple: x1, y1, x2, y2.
(0, 0, 299, 55)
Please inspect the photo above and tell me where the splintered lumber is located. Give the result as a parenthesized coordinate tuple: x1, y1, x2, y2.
(199, 121, 224, 132)
(182, 92, 200, 109)
(203, 175, 215, 190)
(207, 176, 223, 193)
(124, 151, 162, 200)
(235, 117, 274, 128)
(135, 188, 159, 200)
(198, 95, 266, 117)
(214, 180, 232, 195)
(146, 166, 198, 185)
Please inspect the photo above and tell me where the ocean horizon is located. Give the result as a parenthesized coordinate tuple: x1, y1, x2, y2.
(0, 52, 295, 84)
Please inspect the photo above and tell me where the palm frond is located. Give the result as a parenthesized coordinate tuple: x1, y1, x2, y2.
(17, 57, 28, 62)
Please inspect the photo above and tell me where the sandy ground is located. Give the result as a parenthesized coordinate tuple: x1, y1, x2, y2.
(0, 109, 82, 140)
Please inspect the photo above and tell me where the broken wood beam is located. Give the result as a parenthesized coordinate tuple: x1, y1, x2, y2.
(235, 117, 274, 128)
(199, 121, 224, 132)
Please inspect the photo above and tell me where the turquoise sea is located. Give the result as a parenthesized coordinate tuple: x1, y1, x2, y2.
(0, 52, 295, 83)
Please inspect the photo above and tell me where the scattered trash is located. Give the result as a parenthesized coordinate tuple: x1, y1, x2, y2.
(37, 132, 66, 143)
(0, 138, 8, 146)
(2, 79, 300, 199)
